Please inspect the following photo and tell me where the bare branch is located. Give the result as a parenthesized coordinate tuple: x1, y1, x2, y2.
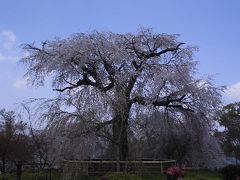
(142, 42, 185, 59)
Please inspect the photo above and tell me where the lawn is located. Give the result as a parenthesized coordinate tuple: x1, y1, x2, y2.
(0, 169, 61, 180)
(142, 170, 222, 180)
(183, 170, 222, 180)
(0, 170, 222, 180)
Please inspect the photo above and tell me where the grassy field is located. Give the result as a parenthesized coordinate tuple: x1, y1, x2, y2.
(184, 170, 222, 180)
(141, 170, 222, 180)
(0, 170, 222, 180)
(0, 169, 62, 180)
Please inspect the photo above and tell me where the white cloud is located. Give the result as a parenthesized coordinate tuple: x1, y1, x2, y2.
(0, 53, 6, 61)
(0, 30, 22, 62)
(225, 81, 240, 102)
(13, 78, 28, 89)
(1, 31, 17, 49)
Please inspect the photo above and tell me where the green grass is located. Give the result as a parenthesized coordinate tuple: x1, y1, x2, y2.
(142, 174, 165, 180)
(97, 172, 144, 180)
(184, 170, 222, 180)
(141, 170, 221, 180)
(0, 169, 222, 180)
(0, 169, 62, 180)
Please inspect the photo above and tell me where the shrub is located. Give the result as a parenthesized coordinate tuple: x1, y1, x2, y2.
(165, 166, 186, 180)
(98, 172, 144, 180)
(222, 165, 240, 180)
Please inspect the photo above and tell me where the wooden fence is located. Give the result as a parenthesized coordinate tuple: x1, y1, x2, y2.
(62, 159, 176, 178)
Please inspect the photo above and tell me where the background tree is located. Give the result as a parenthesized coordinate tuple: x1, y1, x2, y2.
(21, 28, 222, 161)
(217, 102, 240, 159)
(0, 109, 17, 175)
(8, 134, 34, 180)
(0, 109, 34, 180)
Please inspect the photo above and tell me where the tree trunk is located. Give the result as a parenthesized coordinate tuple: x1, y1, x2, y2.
(112, 116, 128, 158)
(16, 162, 22, 180)
(112, 103, 130, 162)
(1, 155, 6, 180)
(2, 156, 6, 174)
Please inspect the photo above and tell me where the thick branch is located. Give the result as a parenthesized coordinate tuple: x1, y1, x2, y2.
(127, 39, 185, 61)
(23, 44, 51, 55)
(54, 60, 115, 92)
(126, 43, 185, 97)
(131, 94, 193, 112)
(97, 49, 115, 90)
(94, 120, 113, 132)
(53, 74, 96, 92)
(142, 42, 185, 59)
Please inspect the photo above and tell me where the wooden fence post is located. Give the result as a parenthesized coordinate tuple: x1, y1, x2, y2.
(160, 162, 163, 174)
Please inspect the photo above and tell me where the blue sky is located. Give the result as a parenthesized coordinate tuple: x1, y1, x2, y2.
(0, 0, 240, 110)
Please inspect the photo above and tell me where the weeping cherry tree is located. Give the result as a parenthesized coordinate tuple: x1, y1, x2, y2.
(21, 28, 222, 161)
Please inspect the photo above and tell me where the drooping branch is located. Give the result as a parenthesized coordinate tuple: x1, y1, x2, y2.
(72, 120, 113, 138)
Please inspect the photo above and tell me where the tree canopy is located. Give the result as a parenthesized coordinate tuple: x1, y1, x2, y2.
(21, 28, 222, 161)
